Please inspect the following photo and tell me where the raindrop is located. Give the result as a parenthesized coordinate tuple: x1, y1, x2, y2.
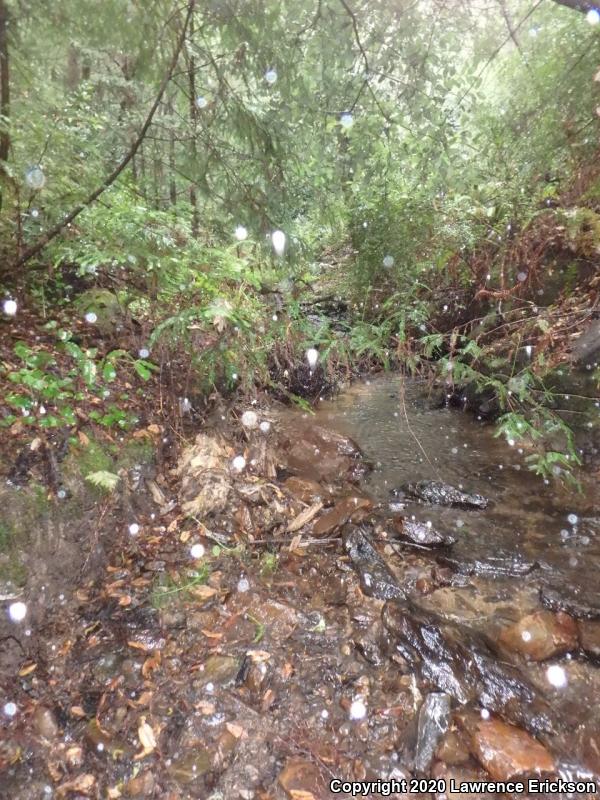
(259, 420, 271, 433)
(241, 410, 259, 429)
(57, 489, 66, 499)
(340, 112, 353, 129)
(271, 229, 286, 256)
(3, 702, 17, 717)
(349, 699, 367, 720)
(546, 664, 567, 688)
(382, 255, 395, 268)
(180, 397, 192, 414)
(84, 311, 97, 324)
(480, 708, 490, 720)
(525, 345, 533, 358)
(2, 298, 17, 316)
(529, 26, 540, 37)
(320, 709, 329, 719)
(195, 96, 208, 109)
(265, 68, 278, 84)
(517, 271, 527, 282)
(234, 225, 248, 241)
(232, 455, 246, 472)
(521, 630, 532, 642)
(190, 544, 205, 559)
(31, 208, 40, 218)
(25, 165, 46, 190)
(138, 348, 150, 360)
(306, 348, 319, 369)
(237, 577, 250, 593)
(567, 513, 578, 526)
(8, 601, 27, 623)
(586, 8, 600, 24)
(128, 522, 140, 535)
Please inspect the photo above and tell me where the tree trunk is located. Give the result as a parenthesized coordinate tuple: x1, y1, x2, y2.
(551, 0, 596, 12)
(188, 12, 199, 236)
(0, 0, 10, 165)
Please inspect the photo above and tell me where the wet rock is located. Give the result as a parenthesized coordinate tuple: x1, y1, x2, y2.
(498, 610, 578, 661)
(456, 713, 556, 780)
(125, 769, 155, 796)
(541, 580, 600, 620)
(414, 692, 452, 773)
(343, 526, 405, 601)
(313, 495, 373, 536)
(276, 421, 369, 484)
(278, 758, 330, 799)
(177, 434, 232, 518)
(167, 749, 212, 783)
(435, 765, 500, 799)
(32, 706, 59, 740)
(395, 481, 488, 509)
(437, 544, 537, 578)
(436, 730, 471, 766)
(392, 518, 456, 548)
(194, 654, 240, 689)
(85, 719, 133, 758)
(382, 600, 558, 735)
(578, 620, 600, 662)
(283, 476, 330, 504)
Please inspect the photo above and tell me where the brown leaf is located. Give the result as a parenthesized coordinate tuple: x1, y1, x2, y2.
(77, 431, 90, 446)
(118, 595, 132, 607)
(188, 584, 217, 601)
(135, 717, 157, 760)
(70, 706, 86, 718)
(226, 722, 246, 739)
(201, 629, 224, 640)
(18, 662, 37, 677)
(57, 773, 96, 796)
(142, 651, 161, 679)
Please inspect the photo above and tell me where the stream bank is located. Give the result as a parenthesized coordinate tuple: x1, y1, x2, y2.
(1, 374, 599, 798)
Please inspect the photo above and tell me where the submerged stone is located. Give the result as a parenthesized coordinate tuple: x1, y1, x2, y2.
(393, 517, 456, 547)
(313, 495, 372, 536)
(382, 600, 558, 735)
(498, 610, 578, 661)
(343, 526, 405, 601)
(414, 692, 452, 773)
(395, 481, 488, 509)
(456, 712, 556, 780)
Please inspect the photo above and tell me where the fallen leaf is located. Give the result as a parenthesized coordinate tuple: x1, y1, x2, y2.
(188, 584, 217, 600)
(135, 717, 157, 760)
(118, 595, 132, 607)
(142, 651, 161, 679)
(18, 662, 37, 677)
(78, 431, 90, 446)
(226, 722, 246, 739)
(201, 629, 224, 640)
(70, 706, 86, 718)
(57, 773, 96, 796)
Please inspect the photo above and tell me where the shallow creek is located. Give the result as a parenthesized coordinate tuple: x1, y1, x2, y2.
(306, 375, 600, 780)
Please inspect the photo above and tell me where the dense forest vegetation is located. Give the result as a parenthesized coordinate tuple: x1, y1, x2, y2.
(1, 0, 598, 483)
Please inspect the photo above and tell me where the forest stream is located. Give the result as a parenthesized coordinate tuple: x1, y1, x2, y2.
(1, 376, 599, 799)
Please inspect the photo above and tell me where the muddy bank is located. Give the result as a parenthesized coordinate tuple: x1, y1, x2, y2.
(1, 377, 599, 798)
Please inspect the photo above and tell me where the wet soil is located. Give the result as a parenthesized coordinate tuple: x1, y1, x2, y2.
(0, 375, 599, 799)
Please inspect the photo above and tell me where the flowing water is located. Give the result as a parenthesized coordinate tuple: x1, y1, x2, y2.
(308, 374, 600, 774)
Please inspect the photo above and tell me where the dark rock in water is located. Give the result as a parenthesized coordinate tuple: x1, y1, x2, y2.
(395, 480, 488, 509)
(343, 526, 406, 601)
(382, 600, 558, 735)
(540, 580, 600, 620)
(437, 545, 538, 578)
(393, 517, 456, 548)
(414, 692, 452, 773)
(577, 620, 600, 661)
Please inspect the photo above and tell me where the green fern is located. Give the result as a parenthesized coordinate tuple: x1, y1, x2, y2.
(85, 470, 120, 493)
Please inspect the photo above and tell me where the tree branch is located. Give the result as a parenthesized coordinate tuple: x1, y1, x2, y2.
(13, 0, 195, 269)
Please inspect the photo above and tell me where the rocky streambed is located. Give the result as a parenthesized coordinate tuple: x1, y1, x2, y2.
(0, 375, 599, 798)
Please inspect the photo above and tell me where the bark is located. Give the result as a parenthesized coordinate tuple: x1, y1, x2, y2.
(187, 11, 199, 236)
(0, 0, 10, 165)
(14, 0, 195, 269)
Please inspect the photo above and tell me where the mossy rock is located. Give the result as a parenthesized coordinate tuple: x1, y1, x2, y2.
(73, 289, 125, 335)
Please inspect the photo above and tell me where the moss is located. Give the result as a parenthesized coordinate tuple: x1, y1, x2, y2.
(0, 485, 50, 588)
